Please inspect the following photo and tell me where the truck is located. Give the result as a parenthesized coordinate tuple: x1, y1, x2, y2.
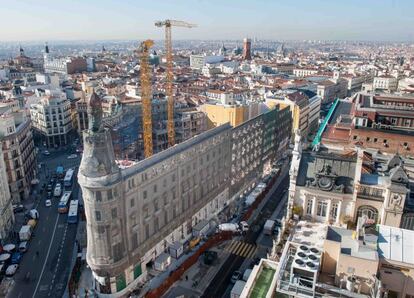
(264, 219, 275, 235)
(230, 280, 246, 298)
(217, 221, 249, 233)
(19, 225, 32, 241)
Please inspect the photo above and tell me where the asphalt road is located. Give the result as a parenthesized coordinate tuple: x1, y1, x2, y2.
(8, 149, 81, 298)
(201, 174, 289, 298)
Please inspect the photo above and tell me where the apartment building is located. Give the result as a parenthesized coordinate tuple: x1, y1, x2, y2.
(373, 76, 398, 92)
(293, 68, 318, 77)
(265, 90, 321, 137)
(44, 57, 87, 74)
(29, 89, 73, 148)
(0, 100, 37, 202)
(0, 145, 14, 241)
(317, 76, 347, 104)
(78, 99, 291, 296)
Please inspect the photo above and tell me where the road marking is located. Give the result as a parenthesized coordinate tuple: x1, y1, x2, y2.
(32, 213, 59, 298)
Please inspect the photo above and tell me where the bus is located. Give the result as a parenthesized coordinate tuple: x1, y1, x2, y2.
(58, 191, 72, 213)
(64, 168, 75, 188)
(67, 200, 79, 224)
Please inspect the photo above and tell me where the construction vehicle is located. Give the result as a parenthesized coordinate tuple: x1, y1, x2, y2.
(137, 39, 154, 158)
(155, 20, 196, 147)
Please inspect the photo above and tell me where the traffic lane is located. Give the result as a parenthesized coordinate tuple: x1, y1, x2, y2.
(34, 214, 70, 298)
(47, 223, 78, 297)
(36, 182, 80, 297)
(8, 196, 60, 298)
(201, 253, 245, 298)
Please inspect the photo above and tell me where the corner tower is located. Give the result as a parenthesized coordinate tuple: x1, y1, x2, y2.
(78, 92, 125, 294)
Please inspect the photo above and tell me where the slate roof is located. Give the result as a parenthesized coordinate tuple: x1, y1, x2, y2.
(297, 151, 357, 194)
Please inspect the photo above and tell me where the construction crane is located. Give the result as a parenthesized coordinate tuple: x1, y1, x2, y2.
(137, 39, 154, 158)
(155, 19, 197, 147)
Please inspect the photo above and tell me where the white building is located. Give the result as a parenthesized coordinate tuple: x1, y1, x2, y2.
(293, 68, 318, 77)
(190, 54, 224, 70)
(29, 89, 73, 148)
(373, 76, 398, 92)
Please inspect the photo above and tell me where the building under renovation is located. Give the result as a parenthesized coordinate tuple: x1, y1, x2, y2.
(78, 97, 291, 295)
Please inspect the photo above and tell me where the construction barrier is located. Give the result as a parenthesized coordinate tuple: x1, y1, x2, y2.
(145, 231, 233, 298)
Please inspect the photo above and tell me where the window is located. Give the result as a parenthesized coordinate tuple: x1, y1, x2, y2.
(316, 201, 328, 217)
(107, 190, 113, 200)
(163, 179, 167, 187)
(353, 135, 357, 140)
(331, 202, 338, 220)
(172, 174, 176, 182)
(95, 211, 101, 221)
(143, 190, 147, 199)
(357, 206, 378, 223)
(391, 118, 397, 125)
(373, 138, 378, 143)
(111, 208, 117, 219)
(153, 184, 157, 193)
(96, 191, 102, 202)
(306, 199, 313, 215)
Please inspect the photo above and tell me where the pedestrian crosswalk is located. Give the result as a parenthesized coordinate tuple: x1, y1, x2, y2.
(224, 240, 257, 259)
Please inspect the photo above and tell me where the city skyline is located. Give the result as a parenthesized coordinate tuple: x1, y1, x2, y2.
(1, 0, 414, 42)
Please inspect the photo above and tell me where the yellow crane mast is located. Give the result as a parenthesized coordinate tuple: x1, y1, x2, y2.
(155, 19, 196, 147)
(138, 39, 154, 158)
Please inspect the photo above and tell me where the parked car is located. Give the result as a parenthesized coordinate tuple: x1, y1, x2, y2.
(11, 252, 22, 264)
(231, 271, 241, 283)
(42, 150, 50, 156)
(45, 199, 52, 207)
(67, 154, 78, 159)
(46, 184, 53, 191)
(5, 264, 18, 276)
(18, 241, 28, 253)
(12, 204, 24, 213)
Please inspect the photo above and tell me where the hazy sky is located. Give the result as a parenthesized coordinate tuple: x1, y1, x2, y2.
(0, 0, 413, 42)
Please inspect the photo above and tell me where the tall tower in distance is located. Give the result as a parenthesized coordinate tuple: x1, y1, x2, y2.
(43, 42, 49, 62)
(242, 38, 252, 60)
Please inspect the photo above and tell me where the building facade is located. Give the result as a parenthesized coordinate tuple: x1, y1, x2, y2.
(0, 101, 37, 202)
(30, 89, 73, 148)
(78, 101, 291, 296)
(288, 134, 410, 228)
(0, 145, 14, 242)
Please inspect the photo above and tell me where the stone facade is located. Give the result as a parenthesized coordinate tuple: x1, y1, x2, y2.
(288, 133, 410, 228)
(78, 104, 291, 296)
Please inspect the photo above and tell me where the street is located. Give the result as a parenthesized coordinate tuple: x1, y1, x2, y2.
(201, 174, 289, 298)
(7, 149, 81, 298)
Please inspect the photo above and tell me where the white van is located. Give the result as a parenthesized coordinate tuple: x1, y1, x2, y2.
(54, 183, 62, 197)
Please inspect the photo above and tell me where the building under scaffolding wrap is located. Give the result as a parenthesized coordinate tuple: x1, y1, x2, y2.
(78, 102, 291, 296)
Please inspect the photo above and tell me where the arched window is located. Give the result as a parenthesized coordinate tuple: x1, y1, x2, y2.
(357, 206, 378, 223)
